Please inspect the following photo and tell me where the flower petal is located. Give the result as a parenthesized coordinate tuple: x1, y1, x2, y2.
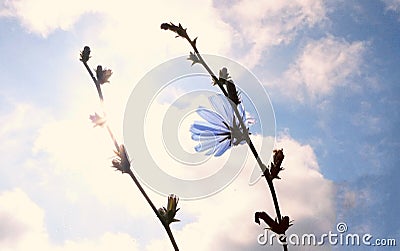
(190, 121, 229, 135)
(191, 132, 230, 141)
(214, 140, 231, 156)
(190, 94, 252, 157)
(197, 107, 226, 127)
(195, 139, 218, 153)
(209, 94, 234, 124)
(237, 103, 246, 123)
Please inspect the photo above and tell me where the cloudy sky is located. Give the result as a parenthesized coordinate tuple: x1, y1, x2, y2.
(0, 0, 399, 250)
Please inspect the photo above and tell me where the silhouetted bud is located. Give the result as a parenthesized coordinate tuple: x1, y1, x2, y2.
(95, 65, 113, 85)
(270, 149, 284, 180)
(160, 22, 188, 38)
(160, 23, 172, 30)
(273, 149, 284, 167)
(218, 67, 241, 105)
(158, 194, 180, 225)
(80, 46, 91, 63)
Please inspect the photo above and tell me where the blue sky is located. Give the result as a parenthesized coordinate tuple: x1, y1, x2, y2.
(0, 0, 399, 250)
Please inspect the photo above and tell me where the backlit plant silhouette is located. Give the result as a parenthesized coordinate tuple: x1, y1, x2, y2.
(161, 22, 292, 251)
(79, 22, 292, 251)
(80, 46, 180, 250)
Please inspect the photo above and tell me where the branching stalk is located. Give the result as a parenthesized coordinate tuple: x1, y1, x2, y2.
(81, 54, 179, 251)
(162, 23, 288, 251)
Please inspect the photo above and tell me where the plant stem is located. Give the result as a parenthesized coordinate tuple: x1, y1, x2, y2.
(83, 61, 104, 101)
(126, 169, 180, 251)
(82, 59, 179, 251)
(106, 124, 120, 153)
(182, 32, 288, 251)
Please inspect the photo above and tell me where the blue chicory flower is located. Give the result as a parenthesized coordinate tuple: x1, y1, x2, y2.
(190, 94, 252, 157)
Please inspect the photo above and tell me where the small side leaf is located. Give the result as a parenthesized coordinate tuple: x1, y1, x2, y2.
(192, 37, 198, 46)
(89, 112, 106, 127)
(187, 52, 201, 66)
(255, 212, 278, 228)
(255, 211, 292, 235)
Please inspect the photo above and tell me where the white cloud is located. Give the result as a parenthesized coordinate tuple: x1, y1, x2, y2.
(0, 188, 47, 249)
(0, 98, 55, 191)
(1, 83, 335, 250)
(0, 0, 235, 95)
(26, 89, 334, 250)
(146, 133, 335, 250)
(216, 0, 327, 67)
(382, 0, 400, 13)
(0, 0, 97, 36)
(55, 232, 139, 251)
(31, 96, 157, 217)
(0, 0, 233, 58)
(0, 1, 338, 249)
(0, 0, 327, 78)
(0, 98, 51, 144)
(272, 35, 366, 103)
(0, 188, 139, 251)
